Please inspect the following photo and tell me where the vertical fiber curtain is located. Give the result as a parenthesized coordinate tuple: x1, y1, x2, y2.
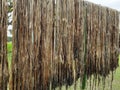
(83, 2, 119, 89)
(0, 0, 9, 89)
(10, 0, 33, 90)
(10, 0, 119, 90)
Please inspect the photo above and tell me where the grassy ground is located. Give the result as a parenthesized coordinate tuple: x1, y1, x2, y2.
(111, 57, 120, 90)
(7, 42, 12, 69)
(7, 42, 120, 90)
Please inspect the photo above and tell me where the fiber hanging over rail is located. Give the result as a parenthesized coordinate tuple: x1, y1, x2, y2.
(10, 0, 119, 90)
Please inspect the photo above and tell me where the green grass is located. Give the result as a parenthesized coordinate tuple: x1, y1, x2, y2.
(7, 42, 12, 53)
(112, 55, 120, 90)
(7, 42, 12, 69)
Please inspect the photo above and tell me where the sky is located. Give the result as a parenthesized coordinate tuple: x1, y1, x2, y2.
(86, 0, 120, 11)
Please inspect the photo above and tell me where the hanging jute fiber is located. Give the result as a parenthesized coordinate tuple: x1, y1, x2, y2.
(0, 0, 9, 89)
(10, 0, 119, 90)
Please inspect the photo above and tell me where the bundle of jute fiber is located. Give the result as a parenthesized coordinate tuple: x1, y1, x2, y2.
(74, 1, 119, 89)
(81, 1, 119, 77)
(0, 0, 9, 89)
(10, 0, 33, 90)
(10, 0, 119, 90)
(51, 0, 77, 89)
(10, 0, 77, 89)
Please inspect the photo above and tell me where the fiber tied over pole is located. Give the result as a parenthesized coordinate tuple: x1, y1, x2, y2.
(10, 0, 119, 90)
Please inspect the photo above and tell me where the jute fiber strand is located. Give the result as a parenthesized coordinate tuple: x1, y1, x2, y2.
(10, 0, 33, 90)
(0, 0, 9, 90)
(10, 0, 54, 90)
(84, 2, 119, 76)
(10, 0, 119, 90)
(80, 1, 119, 90)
